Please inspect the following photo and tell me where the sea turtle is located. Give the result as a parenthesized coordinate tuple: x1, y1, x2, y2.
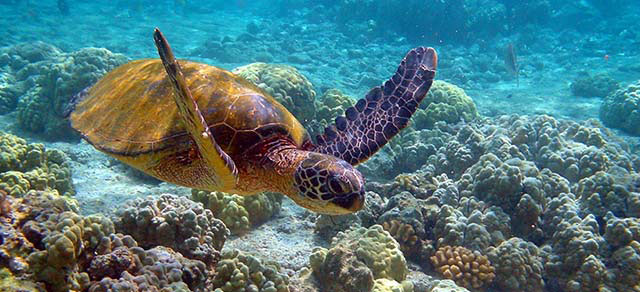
(68, 28, 437, 215)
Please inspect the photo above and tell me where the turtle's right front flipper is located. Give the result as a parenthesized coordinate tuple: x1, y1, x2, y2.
(153, 28, 238, 190)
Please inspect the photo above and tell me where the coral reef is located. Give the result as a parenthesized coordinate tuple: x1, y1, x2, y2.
(0, 132, 74, 197)
(113, 194, 229, 265)
(411, 81, 478, 130)
(211, 249, 290, 292)
(0, 42, 127, 140)
(312, 88, 356, 137)
(430, 245, 495, 290)
(233, 62, 316, 127)
(192, 190, 282, 235)
(570, 72, 620, 98)
(309, 225, 408, 292)
(1, 190, 220, 292)
(600, 80, 640, 135)
(88, 237, 211, 292)
(485, 238, 544, 292)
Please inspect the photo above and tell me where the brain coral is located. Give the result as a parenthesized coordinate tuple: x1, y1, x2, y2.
(411, 80, 478, 129)
(6, 43, 127, 140)
(0, 132, 74, 197)
(113, 194, 229, 266)
(600, 80, 640, 135)
(233, 63, 316, 128)
(430, 245, 495, 290)
(310, 225, 408, 292)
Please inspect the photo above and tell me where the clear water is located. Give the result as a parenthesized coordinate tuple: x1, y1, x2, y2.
(1, 1, 639, 291)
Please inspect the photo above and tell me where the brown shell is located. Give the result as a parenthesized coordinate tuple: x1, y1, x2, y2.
(70, 59, 309, 158)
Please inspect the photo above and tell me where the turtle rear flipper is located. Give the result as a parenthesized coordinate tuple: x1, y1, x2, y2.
(313, 47, 437, 165)
(153, 28, 238, 189)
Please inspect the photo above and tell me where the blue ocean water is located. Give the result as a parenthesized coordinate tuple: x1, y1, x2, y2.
(0, 0, 639, 291)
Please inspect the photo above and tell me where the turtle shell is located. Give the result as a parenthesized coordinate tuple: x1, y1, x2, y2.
(70, 59, 310, 159)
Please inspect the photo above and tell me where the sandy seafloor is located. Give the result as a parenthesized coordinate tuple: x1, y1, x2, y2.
(1, 0, 640, 291)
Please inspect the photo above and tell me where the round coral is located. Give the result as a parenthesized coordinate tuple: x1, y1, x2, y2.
(192, 190, 282, 235)
(600, 80, 640, 135)
(412, 80, 478, 129)
(233, 63, 316, 127)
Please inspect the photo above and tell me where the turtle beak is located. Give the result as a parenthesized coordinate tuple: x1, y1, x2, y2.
(332, 190, 365, 213)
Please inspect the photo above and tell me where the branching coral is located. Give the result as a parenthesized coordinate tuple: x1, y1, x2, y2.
(113, 194, 229, 265)
(192, 190, 282, 235)
(430, 245, 495, 290)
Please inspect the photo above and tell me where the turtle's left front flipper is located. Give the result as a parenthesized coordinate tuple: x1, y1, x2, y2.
(313, 47, 437, 165)
(153, 28, 238, 189)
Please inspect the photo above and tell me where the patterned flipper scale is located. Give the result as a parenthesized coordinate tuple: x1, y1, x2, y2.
(313, 47, 437, 165)
(153, 28, 238, 189)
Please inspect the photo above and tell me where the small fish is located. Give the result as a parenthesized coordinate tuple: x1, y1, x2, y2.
(604, 54, 610, 62)
(506, 93, 513, 99)
(504, 43, 519, 87)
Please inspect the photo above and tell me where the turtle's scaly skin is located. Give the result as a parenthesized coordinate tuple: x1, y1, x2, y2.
(313, 47, 437, 165)
(70, 59, 310, 194)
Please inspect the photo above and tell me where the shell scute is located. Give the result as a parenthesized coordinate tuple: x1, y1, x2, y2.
(70, 59, 309, 158)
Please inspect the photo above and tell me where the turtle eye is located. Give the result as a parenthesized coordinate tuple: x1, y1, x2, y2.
(328, 176, 346, 194)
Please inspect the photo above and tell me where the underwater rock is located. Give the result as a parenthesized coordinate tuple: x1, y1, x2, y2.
(411, 81, 478, 130)
(233, 62, 316, 130)
(211, 249, 290, 292)
(0, 132, 74, 197)
(430, 245, 495, 290)
(600, 80, 640, 136)
(113, 194, 229, 266)
(310, 225, 408, 292)
(0, 42, 128, 140)
(191, 190, 282, 235)
(570, 72, 620, 98)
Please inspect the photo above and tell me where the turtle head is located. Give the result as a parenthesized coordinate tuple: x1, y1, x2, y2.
(292, 152, 365, 215)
